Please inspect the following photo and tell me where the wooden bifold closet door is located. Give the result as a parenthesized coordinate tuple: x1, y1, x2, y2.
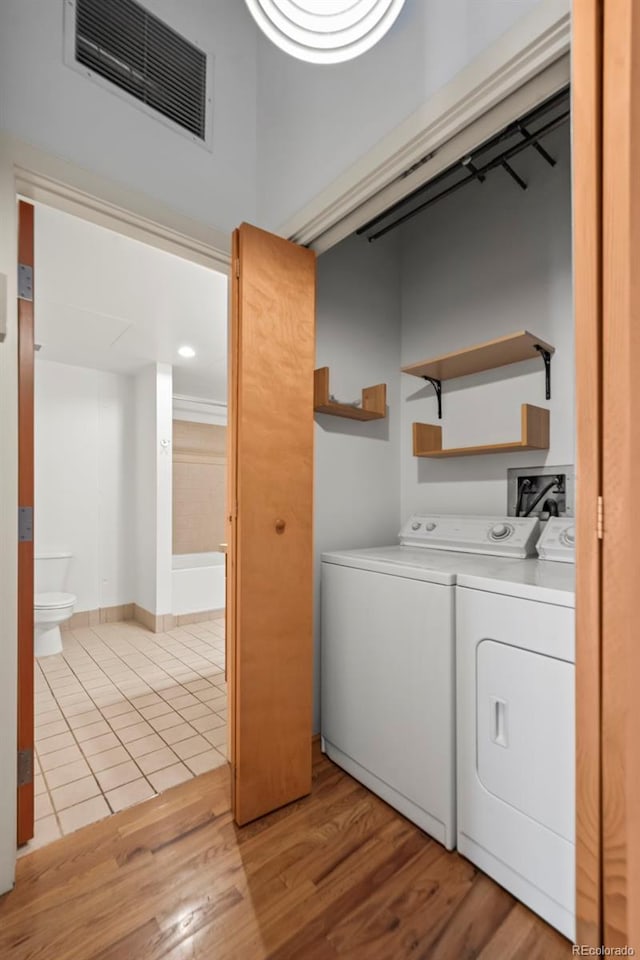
(227, 223, 316, 826)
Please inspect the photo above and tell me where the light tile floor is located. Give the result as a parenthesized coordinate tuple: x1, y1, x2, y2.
(22, 617, 227, 855)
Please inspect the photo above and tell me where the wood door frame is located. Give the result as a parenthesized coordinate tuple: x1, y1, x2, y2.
(601, 0, 640, 948)
(16, 200, 35, 846)
(226, 229, 240, 809)
(573, 0, 604, 946)
(574, 0, 640, 948)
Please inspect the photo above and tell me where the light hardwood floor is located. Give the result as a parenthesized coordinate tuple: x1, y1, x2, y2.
(0, 744, 573, 960)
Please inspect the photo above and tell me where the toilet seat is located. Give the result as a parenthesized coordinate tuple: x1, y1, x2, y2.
(35, 591, 76, 609)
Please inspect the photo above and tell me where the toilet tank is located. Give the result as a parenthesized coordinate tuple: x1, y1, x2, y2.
(35, 553, 72, 594)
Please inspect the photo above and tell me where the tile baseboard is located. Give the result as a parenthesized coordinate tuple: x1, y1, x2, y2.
(132, 606, 177, 634)
(62, 604, 225, 634)
(174, 609, 225, 626)
(62, 604, 135, 631)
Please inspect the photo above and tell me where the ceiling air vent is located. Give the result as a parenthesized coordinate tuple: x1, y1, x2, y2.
(65, 0, 211, 144)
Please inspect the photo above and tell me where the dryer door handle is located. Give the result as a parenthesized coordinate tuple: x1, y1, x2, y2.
(491, 697, 509, 748)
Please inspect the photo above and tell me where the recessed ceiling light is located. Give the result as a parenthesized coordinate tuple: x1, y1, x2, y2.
(244, 0, 406, 65)
(178, 345, 196, 358)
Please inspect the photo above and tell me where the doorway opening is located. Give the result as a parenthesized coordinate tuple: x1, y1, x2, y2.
(20, 200, 229, 853)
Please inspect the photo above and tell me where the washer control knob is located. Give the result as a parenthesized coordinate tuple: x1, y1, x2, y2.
(562, 526, 576, 546)
(490, 522, 512, 541)
(425, 522, 437, 532)
(411, 521, 422, 531)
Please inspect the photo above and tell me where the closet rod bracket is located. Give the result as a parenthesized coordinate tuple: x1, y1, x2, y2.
(517, 122, 557, 167)
(534, 345, 552, 400)
(502, 160, 527, 191)
(422, 376, 443, 419)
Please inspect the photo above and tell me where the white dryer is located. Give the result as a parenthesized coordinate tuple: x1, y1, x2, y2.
(456, 517, 576, 939)
(320, 514, 540, 851)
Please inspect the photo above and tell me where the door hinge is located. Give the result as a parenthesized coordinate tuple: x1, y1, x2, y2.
(234, 258, 240, 279)
(17, 748, 33, 788)
(597, 495, 604, 540)
(18, 264, 33, 302)
(18, 506, 33, 543)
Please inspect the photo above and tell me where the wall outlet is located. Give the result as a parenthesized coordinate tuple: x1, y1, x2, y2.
(507, 465, 575, 519)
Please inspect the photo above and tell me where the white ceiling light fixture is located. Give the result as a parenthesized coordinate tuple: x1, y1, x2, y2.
(178, 345, 196, 358)
(244, 0, 406, 64)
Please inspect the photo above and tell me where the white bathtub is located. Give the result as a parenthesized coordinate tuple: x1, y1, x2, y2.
(172, 552, 226, 615)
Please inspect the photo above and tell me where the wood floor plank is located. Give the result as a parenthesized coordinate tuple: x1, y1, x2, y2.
(477, 903, 549, 959)
(0, 748, 573, 960)
(425, 871, 517, 960)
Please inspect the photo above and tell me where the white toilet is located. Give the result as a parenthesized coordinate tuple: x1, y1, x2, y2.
(34, 553, 77, 658)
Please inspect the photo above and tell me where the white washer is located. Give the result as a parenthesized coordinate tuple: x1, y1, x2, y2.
(320, 514, 540, 851)
(456, 519, 576, 940)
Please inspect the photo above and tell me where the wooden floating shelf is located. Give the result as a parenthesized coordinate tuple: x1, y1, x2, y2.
(413, 404, 550, 458)
(402, 330, 555, 382)
(314, 367, 386, 421)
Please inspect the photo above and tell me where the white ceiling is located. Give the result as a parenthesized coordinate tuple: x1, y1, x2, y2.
(33, 203, 228, 402)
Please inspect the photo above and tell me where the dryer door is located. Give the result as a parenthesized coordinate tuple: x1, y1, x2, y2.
(477, 639, 575, 841)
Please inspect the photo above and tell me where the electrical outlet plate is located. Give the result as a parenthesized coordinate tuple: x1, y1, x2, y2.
(507, 464, 575, 519)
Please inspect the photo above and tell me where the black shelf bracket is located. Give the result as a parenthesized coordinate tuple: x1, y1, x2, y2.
(422, 376, 443, 419)
(534, 344, 552, 400)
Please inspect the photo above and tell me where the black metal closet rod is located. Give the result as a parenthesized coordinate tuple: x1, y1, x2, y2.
(365, 108, 570, 243)
(357, 87, 570, 239)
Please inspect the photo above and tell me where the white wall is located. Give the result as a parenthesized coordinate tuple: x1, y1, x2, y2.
(0, 0, 258, 234)
(400, 125, 573, 516)
(314, 234, 402, 730)
(35, 359, 136, 611)
(36, 359, 174, 618)
(256, 0, 544, 229)
(134, 363, 173, 616)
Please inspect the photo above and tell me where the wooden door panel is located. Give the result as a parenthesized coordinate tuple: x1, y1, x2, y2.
(17, 200, 35, 846)
(229, 223, 315, 826)
(573, 0, 603, 946)
(601, 0, 640, 948)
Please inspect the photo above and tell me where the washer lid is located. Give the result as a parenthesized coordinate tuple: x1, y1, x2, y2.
(34, 591, 76, 609)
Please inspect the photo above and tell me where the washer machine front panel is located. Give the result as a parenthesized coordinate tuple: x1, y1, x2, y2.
(321, 560, 455, 846)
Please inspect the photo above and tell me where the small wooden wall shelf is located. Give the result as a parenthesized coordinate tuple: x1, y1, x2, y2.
(402, 330, 555, 381)
(314, 367, 387, 421)
(413, 404, 549, 458)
